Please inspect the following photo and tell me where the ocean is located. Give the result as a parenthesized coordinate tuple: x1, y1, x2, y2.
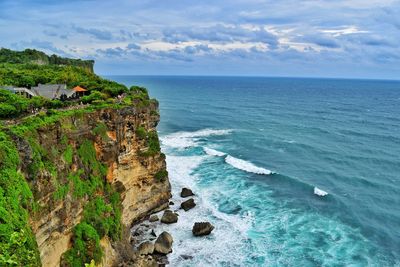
(110, 76, 400, 266)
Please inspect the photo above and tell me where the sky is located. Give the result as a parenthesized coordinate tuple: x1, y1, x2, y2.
(0, 0, 399, 79)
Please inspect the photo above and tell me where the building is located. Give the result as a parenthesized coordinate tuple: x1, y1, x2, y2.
(1, 86, 36, 98)
(70, 86, 88, 98)
(31, 84, 69, 99)
(1, 84, 89, 100)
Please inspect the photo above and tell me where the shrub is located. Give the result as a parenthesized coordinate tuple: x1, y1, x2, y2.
(63, 223, 102, 266)
(135, 126, 147, 139)
(154, 169, 168, 182)
(92, 123, 108, 139)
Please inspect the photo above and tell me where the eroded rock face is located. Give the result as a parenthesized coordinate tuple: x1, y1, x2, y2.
(17, 104, 171, 267)
(192, 222, 214, 236)
(154, 232, 173, 254)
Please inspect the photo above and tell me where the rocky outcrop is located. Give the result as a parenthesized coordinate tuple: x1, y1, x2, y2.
(154, 232, 173, 254)
(161, 210, 178, 224)
(192, 222, 214, 236)
(181, 187, 194, 198)
(149, 215, 159, 222)
(181, 198, 196, 211)
(15, 103, 171, 266)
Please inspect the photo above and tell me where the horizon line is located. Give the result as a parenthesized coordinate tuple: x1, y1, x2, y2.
(101, 74, 400, 82)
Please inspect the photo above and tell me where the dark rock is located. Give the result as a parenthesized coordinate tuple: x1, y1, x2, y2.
(181, 188, 194, 198)
(149, 215, 159, 222)
(180, 198, 196, 211)
(154, 231, 173, 254)
(192, 222, 214, 236)
(151, 229, 157, 237)
(138, 241, 154, 255)
(169, 201, 174, 205)
(180, 255, 193, 260)
(160, 210, 178, 224)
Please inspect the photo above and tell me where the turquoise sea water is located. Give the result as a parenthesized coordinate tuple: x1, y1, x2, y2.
(111, 76, 400, 266)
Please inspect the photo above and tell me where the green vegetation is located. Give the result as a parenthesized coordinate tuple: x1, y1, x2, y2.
(0, 48, 159, 266)
(137, 128, 161, 157)
(0, 132, 40, 266)
(0, 63, 127, 97)
(0, 48, 94, 71)
(135, 126, 147, 139)
(63, 139, 121, 266)
(144, 130, 161, 156)
(63, 144, 73, 165)
(92, 122, 108, 140)
(0, 89, 49, 119)
(154, 169, 168, 182)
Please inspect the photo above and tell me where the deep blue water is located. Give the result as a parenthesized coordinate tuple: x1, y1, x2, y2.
(110, 76, 400, 266)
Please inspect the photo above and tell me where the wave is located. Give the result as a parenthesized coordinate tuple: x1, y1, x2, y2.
(225, 155, 273, 175)
(203, 147, 226, 157)
(158, 154, 254, 266)
(160, 129, 233, 149)
(314, 187, 329, 196)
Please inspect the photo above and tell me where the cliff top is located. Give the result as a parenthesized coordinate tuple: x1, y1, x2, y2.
(0, 48, 94, 72)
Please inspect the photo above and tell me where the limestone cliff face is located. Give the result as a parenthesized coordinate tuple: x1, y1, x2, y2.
(15, 103, 171, 266)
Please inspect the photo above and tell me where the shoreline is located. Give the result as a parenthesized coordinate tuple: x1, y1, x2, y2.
(130, 186, 212, 266)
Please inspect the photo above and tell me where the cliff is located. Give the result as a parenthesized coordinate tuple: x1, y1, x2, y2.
(1, 100, 171, 266)
(0, 48, 94, 72)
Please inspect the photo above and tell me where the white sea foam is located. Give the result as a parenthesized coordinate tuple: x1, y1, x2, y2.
(203, 147, 226, 157)
(151, 154, 253, 266)
(314, 187, 328, 196)
(225, 155, 273, 175)
(160, 129, 232, 149)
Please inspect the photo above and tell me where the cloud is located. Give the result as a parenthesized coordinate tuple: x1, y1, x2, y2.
(12, 39, 69, 56)
(127, 43, 141, 50)
(0, 0, 399, 78)
(73, 26, 113, 40)
(162, 24, 279, 48)
(299, 34, 341, 48)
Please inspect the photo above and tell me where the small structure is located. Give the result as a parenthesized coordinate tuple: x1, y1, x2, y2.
(71, 86, 88, 98)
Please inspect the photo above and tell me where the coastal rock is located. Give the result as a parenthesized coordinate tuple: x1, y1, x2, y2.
(180, 254, 193, 260)
(154, 232, 173, 254)
(138, 241, 154, 255)
(192, 222, 214, 236)
(181, 198, 196, 211)
(149, 215, 159, 222)
(181, 188, 194, 198)
(161, 210, 178, 224)
(150, 229, 157, 237)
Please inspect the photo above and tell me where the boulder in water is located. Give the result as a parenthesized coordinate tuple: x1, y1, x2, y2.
(160, 210, 178, 224)
(138, 241, 154, 255)
(149, 215, 159, 222)
(181, 198, 196, 211)
(192, 222, 214, 236)
(180, 188, 194, 198)
(154, 231, 173, 254)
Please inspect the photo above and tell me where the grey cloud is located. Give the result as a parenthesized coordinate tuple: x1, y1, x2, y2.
(162, 24, 279, 48)
(127, 43, 141, 50)
(74, 26, 113, 40)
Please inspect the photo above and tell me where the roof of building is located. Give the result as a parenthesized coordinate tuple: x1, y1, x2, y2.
(31, 84, 67, 99)
(14, 87, 36, 97)
(73, 86, 87, 92)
